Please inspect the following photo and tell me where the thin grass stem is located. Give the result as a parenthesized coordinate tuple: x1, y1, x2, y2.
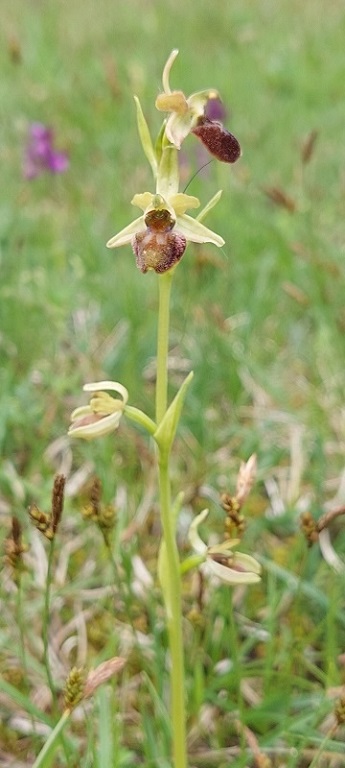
(42, 540, 72, 763)
(31, 708, 71, 768)
(43, 539, 57, 709)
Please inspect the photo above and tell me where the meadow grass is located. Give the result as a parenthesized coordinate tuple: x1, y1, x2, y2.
(1, 0, 345, 765)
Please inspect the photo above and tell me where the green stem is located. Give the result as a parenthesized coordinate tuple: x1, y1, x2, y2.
(156, 271, 187, 768)
(307, 724, 337, 768)
(156, 272, 173, 424)
(124, 404, 157, 435)
(158, 455, 187, 768)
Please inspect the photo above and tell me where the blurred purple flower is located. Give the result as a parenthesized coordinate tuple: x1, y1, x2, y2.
(24, 122, 69, 179)
(205, 97, 228, 123)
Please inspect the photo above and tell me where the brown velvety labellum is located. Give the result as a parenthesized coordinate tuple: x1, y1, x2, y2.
(132, 209, 186, 274)
(192, 117, 241, 163)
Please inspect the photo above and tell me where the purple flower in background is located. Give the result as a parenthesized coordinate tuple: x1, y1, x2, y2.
(205, 97, 228, 123)
(24, 122, 69, 179)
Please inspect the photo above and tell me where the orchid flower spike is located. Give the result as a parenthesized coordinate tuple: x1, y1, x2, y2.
(188, 509, 261, 586)
(106, 50, 239, 274)
(155, 50, 241, 163)
(68, 381, 128, 441)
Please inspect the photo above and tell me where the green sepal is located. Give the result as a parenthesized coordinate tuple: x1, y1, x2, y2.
(133, 95, 158, 179)
(197, 189, 223, 222)
(154, 371, 194, 456)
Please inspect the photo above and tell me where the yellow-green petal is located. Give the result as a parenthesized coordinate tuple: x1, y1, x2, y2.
(131, 192, 154, 211)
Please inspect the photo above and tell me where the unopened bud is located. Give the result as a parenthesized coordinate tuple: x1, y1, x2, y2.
(235, 454, 257, 506)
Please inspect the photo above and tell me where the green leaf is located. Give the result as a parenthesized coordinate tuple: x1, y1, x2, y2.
(154, 371, 194, 455)
(95, 687, 113, 768)
(0, 678, 53, 726)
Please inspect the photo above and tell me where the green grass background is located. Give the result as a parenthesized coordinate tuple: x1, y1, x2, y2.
(1, 0, 345, 765)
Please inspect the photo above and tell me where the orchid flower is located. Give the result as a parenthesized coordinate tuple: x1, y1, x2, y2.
(155, 50, 241, 163)
(155, 49, 218, 149)
(188, 509, 261, 585)
(106, 191, 224, 274)
(68, 381, 128, 441)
